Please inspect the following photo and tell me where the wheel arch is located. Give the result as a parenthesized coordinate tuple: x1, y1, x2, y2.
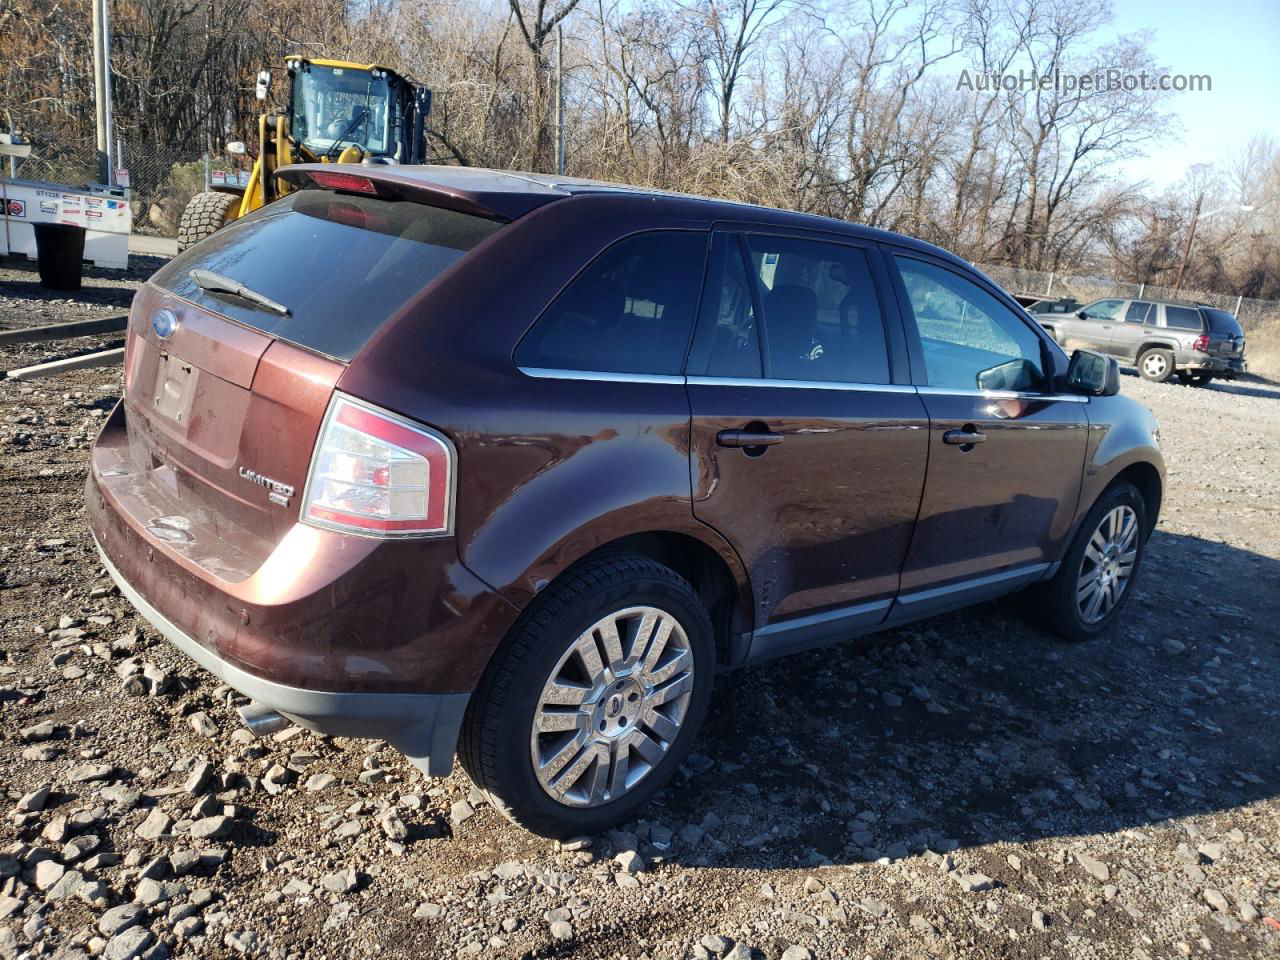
(574, 530, 753, 668)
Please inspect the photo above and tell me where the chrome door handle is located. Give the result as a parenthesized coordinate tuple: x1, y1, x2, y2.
(717, 429, 784, 448)
(943, 429, 986, 446)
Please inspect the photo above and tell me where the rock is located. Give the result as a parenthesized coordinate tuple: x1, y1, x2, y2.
(450, 799, 475, 824)
(1203, 888, 1229, 912)
(305, 773, 337, 791)
(21, 722, 60, 742)
(321, 868, 358, 894)
(1032, 910, 1049, 931)
(183, 761, 213, 795)
(135, 808, 173, 840)
(700, 934, 732, 955)
(188, 815, 232, 840)
(135, 878, 185, 906)
(34, 860, 65, 891)
(781, 948, 813, 960)
(380, 811, 408, 842)
(188, 712, 218, 738)
(46, 869, 83, 900)
(615, 850, 645, 874)
(121, 676, 148, 697)
(98, 904, 146, 937)
(41, 815, 69, 843)
(333, 820, 362, 839)
(414, 901, 444, 919)
(61, 835, 100, 862)
(951, 872, 997, 893)
(803, 876, 825, 894)
(21, 746, 60, 762)
(68, 763, 115, 783)
(1239, 901, 1260, 923)
(16, 783, 52, 813)
(1075, 852, 1110, 882)
(0, 898, 22, 922)
(909, 915, 938, 936)
(1007, 854, 1023, 870)
(104, 926, 153, 960)
(549, 920, 573, 941)
(859, 897, 887, 918)
(225, 929, 259, 955)
(1161, 637, 1186, 655)
(724, 944, 753, 960)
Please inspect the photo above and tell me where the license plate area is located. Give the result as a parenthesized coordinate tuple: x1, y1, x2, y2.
(154, 351, 197, 425)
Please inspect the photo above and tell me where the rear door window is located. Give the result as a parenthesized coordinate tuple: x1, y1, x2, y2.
(515, 231, 707, 376)
(1164, 305, 1203, 330)
(743, 235, 891, 384)
(152, 190, 503, 361)
(1125, 301, 1152, 323)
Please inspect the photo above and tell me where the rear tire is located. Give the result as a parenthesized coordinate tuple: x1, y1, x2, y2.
(177, 191, 239, 251)
(1138, 347, 1174, 382)
(458, 554, 714, 838)
(1021, 482, 1148, 642)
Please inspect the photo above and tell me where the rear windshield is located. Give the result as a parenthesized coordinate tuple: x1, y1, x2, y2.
(152, 190, 503, 360)
(1202, 308, 1244, 337)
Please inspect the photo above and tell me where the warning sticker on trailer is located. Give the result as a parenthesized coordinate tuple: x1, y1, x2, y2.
(5, 199, 25, 218)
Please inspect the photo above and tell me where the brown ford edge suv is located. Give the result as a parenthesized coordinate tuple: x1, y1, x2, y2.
(87, 165, 1165, 837)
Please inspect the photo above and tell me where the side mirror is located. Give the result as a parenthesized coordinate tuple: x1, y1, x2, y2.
(1065, 349, 1120, 397)
(255, 70, 272, 101)
(1075, 309, 1088, 319)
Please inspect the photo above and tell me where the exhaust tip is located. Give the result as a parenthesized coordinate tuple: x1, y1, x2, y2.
(236, 701, 291, 738)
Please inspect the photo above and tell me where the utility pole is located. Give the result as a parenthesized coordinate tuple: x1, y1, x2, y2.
(555, 23, 565, 176)
(91, 0, 115, 185)
(1173, 191, 1203, 293)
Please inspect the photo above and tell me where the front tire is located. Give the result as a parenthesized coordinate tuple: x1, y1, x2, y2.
(1021, 482, 1148, 642)
(458, 554, 714, 838)
(177, 191, 239, 251)
(1138, 347, 1174, 382)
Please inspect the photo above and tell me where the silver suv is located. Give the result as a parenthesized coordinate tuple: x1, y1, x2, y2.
(1035, 298, 1247, 385)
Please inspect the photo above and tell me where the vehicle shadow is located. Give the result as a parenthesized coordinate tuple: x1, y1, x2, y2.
(1117, 367, 1280, 401)
(642, 530, 1279, 869)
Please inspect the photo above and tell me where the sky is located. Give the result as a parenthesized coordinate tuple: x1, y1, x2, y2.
(1107, 0, 1280, 191)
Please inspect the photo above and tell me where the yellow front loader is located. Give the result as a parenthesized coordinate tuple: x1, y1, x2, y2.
(177, 56, 432, 250)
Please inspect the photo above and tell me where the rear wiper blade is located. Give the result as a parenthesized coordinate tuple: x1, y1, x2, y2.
(189, 269, 290, 316)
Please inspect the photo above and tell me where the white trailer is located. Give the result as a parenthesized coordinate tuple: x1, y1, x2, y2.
(1, 177, 131, 270)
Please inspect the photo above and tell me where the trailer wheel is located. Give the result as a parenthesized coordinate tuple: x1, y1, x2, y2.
(177, 192, 239, 251)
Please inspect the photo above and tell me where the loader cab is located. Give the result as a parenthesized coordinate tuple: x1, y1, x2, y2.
(285, 57, 428, 164)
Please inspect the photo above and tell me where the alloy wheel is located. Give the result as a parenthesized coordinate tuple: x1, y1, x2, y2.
(1076, 505, 1139, 624)
(530, 606, 695, 807)
(1142, 352, 1168, 378)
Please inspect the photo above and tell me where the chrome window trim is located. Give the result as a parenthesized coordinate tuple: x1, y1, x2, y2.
(519, 366, 1090, 402)
(686, 375, 917, 394)
(915, 385, 1090, 403)
(518, 366, 686, 385)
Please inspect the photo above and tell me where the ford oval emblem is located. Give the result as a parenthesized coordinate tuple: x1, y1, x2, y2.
(151, 309, 178, 339)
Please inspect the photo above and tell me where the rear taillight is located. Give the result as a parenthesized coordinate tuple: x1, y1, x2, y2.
(1192, 334, 1209, 352)
(301, 394, 454, 537)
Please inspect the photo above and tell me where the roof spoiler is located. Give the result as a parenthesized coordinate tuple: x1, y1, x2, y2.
(275, 165, 563, 222)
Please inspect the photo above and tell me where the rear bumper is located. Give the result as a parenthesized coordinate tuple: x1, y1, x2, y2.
(95, 537, 468, 776)
(1182, 352, 1246, 377)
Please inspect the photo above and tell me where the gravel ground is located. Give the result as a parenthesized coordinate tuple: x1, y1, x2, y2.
(2, 258, 1278, 960)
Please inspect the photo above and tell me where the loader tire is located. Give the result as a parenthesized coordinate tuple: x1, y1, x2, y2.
(177, 191, 239, 251)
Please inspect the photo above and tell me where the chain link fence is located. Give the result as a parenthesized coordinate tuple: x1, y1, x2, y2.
(977, 263, 1280, 333)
